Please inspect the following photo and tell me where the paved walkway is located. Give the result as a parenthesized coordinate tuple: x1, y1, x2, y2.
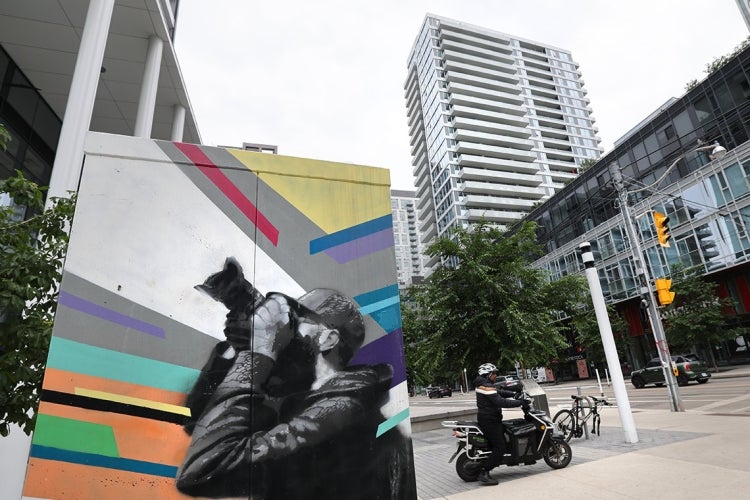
(411, 365, 750, 499)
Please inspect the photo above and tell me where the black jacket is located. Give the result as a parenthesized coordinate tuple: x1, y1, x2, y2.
(473, 375, 522, 420)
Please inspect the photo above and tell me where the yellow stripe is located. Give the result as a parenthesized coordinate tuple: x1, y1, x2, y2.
(74, 388, 191, 417)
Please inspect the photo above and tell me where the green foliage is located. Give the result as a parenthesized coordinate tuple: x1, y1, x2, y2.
(569, 298, 630, 364)
(685, 36, 750, 91)
(0, 123, 10, 152)
(401, 221, 588, 385)
(0, 170, 76, 436)
(578, 158, 597, 173)
(662, 264, 749, 371)
(705, 37, 750, 75)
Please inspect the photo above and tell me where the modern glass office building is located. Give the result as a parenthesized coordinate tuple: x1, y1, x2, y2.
(404, 14, 601, 272)
(527, 43, 750, 373)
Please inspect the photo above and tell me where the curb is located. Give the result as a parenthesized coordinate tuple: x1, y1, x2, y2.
(410, 409, 476, 433)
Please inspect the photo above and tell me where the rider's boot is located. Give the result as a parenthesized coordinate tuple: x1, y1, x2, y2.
(477, 469, 498, 486)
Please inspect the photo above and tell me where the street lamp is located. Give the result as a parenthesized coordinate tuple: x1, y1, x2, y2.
(609, 141, 726, 413)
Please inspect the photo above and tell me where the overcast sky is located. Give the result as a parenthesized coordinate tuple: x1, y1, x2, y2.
(174, 0, 749, 191)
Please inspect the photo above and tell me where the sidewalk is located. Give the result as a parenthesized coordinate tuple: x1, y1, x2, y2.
(411, 365, 750, 500)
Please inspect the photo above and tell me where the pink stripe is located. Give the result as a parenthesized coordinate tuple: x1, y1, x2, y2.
(174, 142, 279, 245)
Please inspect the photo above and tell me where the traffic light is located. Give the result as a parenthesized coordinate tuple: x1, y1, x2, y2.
(654, 278, 675, 306)
(653, 211, 671, 247)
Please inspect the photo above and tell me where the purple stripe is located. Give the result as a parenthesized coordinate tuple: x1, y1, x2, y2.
(323, 228, 394, 264)
(58, 291, 165, 338)
(350, 328, 406, 387)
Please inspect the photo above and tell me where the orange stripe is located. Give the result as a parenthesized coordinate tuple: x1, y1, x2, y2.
(38, 401, 191, 466)
(42, 367, 187, 405)
(23, 458, 200, 499)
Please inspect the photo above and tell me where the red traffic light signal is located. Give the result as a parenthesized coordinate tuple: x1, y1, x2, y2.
(653, 211, 671, 247)
(655, 278, 675, 306)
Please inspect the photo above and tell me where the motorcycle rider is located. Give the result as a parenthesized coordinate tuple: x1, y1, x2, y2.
(472, 363, 526, 486)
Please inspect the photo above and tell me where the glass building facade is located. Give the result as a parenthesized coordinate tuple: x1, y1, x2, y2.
(528, 44, 750, 370)
(0, 46, 61, 189)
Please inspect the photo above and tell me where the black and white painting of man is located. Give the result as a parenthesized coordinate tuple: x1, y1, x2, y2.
(176, 258, 415, 499)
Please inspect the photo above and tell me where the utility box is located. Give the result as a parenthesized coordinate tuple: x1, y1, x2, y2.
(520, 379, 550, 416)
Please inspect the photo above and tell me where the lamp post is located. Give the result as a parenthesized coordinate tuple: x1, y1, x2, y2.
(609, 141, 726, 413)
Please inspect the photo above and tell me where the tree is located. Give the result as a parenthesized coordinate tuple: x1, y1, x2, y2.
(578, 158, 597, 173)
(570, 298, 630, 365)
(0, 170, 76, 436)
(662, 264, 749, 372)
(402, 221, 588, 384)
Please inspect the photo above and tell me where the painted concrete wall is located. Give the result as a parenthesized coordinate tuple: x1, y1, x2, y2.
(21, 133, 415, 499)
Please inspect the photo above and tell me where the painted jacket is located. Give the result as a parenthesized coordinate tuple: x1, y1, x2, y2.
(176, 342, 413, 499)
(473, 374, 522, 420)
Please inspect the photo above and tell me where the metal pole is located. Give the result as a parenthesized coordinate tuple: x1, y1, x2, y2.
(580, 242, 639, 442)
(610, 164, 685, 412)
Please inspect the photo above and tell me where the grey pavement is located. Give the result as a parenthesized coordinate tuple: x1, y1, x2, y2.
(410, 365, 750, 500)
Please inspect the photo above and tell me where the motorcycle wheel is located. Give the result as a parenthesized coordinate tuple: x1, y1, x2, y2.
(455, 453, 481, 482)
(543, 439, 572, 469)
(552, 409, 575, 442)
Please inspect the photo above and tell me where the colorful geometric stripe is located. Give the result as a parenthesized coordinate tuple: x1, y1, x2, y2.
(174, 142, 279, 245)
(43, 368, 188, 407)
(323, 228, 395, 264)
(46, 337, 200, 394)
(37, 401, 190, 466)
(376, 408, 410, 438)
(74, 388, 191, 417)
(41, 390, 189, 425)
(33, 414, 119, 457)
(350, 329, 407, 387)
(58, 291, 165, 338)
(24, 459, 192, 499)
(355, 285, 402, 334)
(309, 214, 393, 254)
(30, 445, 178, 478)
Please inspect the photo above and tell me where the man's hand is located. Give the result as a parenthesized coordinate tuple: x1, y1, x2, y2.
(250, 294, 294, 360)
(223, 294, 294, 358)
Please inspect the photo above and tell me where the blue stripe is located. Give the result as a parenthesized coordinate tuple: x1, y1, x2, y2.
(31, 445, 178, 478)
(358, 296, 400, 315)
(354, 284, 399, 307)
(309, 215, 393, 254)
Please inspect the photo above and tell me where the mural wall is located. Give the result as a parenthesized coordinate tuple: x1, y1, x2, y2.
(22, 133, 416, 499)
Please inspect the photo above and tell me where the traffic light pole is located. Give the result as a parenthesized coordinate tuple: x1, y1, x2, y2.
(610, 163, 685, 412)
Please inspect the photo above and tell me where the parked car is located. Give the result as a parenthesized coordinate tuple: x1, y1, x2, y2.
(630, 354, 711, 388)
(426, 385, 453, 398)
(493, 375, 523, 392)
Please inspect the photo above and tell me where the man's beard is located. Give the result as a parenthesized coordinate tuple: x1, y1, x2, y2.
(266, 335, 317, 394)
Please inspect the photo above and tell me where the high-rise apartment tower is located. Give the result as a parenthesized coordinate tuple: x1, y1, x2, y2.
(405, 14, 602, 271)
(390, 189, 426, 287)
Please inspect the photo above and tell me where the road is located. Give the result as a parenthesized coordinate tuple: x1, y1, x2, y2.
(410, 375, 750, 415)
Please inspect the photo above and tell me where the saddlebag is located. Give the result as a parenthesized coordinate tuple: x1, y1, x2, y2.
(506, 422, 537, 458)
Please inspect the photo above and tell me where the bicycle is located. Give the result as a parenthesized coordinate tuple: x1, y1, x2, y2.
(552, 395, 612, 442)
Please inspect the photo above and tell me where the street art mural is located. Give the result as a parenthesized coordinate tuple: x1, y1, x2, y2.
(22, 133, 416, 499)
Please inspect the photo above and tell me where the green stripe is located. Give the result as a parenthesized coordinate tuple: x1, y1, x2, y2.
(376, 407, 410, 437)
(47, 337, 201, 393)
(33, 414, 119, 457)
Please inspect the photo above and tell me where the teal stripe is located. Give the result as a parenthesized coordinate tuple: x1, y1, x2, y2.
(376, 407, 410, 437)
(47, 337, 200, 393)
(358, 295, 400, 316)
(354, 284, 399, 307)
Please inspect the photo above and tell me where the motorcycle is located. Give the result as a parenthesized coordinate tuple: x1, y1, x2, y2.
(441, 394, 572, 482)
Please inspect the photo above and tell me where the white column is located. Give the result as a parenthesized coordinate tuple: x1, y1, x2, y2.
(134, 35, 163, 138)
(170, 104, 186, 142)
(45, 0, 115, 205)
(579, 242, 639, 443)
